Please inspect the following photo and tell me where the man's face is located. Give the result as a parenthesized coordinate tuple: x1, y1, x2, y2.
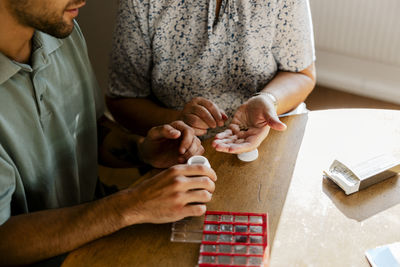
(6, 0, 86, 38)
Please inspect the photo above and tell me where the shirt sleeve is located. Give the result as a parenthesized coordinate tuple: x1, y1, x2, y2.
(272, 0, 315, 72)
(107, 0, 153, 98)
(0, 155, 16, 226)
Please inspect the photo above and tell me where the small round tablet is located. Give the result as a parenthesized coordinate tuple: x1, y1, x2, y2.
(237, 149, 259, 162)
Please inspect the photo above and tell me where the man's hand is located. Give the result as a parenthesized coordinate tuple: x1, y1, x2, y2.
(180, 97, 228, 136)
(138, 121, 204, 168)
(212, 94, 286, 154)
(117, 164, 217, 224)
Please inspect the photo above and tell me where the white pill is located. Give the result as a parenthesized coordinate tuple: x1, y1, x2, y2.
(237, 149, 259, 162)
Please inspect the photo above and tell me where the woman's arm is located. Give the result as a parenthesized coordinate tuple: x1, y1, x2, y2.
(106, 97, 181, 136)
(106, 96, 227, 137)
(261, 62, 316, 115)
(212, 62, 316, 154)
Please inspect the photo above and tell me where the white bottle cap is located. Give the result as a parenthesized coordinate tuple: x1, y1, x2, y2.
(237, 149, 259, 162)
(187, 155, 211, 168)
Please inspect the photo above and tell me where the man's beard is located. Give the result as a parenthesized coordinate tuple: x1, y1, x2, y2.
(28, 17, 73, 39)
(8, 0, 77, 39)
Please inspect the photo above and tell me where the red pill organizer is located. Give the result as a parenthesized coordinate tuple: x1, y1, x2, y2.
(198, 211, 269, 267)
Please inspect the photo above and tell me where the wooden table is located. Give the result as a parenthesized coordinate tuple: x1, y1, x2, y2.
(62, 109, 400, 266)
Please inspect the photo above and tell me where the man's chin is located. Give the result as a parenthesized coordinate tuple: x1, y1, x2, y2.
(58, 25, 75, 39)
(46, 22, 74, 39)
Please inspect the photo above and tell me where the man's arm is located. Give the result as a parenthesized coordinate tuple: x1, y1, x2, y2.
(0, 164, 217, 266)
(0, 193, 123, 265)
(0, 116, 212, 266)
(97, 116, 204, 168)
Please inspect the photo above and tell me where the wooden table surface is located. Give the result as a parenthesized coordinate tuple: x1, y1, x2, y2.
(62, 109, 400, 267)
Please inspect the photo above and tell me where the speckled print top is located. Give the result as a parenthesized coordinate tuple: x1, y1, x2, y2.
(108, 0, 315, 119)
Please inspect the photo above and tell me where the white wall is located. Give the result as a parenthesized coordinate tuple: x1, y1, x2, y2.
(310, 0, 400, 104)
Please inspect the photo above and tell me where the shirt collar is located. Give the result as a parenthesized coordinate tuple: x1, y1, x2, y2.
(0, 53, 20, 85)
(33, 30, 63, 57)
(0, 30, 63, 85)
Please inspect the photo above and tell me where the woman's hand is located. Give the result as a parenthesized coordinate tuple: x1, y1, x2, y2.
(212, 94, 286, 154)
(180, 97, 228, 136)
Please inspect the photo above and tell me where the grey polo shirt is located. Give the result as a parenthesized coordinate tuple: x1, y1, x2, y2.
(0, 22, 104, 225)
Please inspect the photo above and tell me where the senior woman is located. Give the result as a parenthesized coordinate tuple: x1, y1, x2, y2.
(106, 0, 316, 154)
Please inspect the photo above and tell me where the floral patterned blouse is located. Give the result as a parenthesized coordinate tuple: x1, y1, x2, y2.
(108, 0, 315, 119)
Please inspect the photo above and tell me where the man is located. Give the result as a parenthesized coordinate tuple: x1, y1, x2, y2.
(0, 0, 216, 265)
